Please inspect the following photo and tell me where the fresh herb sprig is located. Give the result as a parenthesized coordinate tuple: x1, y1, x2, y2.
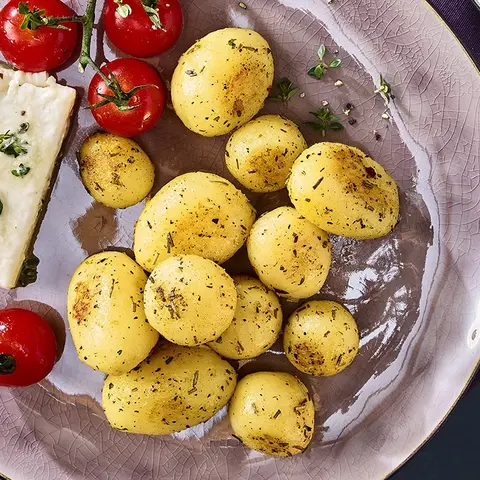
(18, 254, 40, 287)
(0, 131, 28, 158)
(375, 74, 392, 105)
(308, 44, 341, 80)
(305, 106, 344, 136)
(269, 77, 299, 104)
(11, 163, 31, 177)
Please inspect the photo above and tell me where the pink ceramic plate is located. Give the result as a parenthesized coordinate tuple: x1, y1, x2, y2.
(1, 0, 479, 478)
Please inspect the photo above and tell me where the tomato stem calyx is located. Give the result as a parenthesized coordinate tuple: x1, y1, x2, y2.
(0, 354, 16, 375)
(18, 2, 83, 31)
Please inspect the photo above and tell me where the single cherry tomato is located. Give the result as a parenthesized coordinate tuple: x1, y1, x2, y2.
(103, 0, 183, 58)
(0, 0, 79, 72)
(0, 308, 57, 387)
(88, 58, 166, 137)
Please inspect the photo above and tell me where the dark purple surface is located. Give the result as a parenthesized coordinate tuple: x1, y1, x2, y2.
(428, 0, 480, 67)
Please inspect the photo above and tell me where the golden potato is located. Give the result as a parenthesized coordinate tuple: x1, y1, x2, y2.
(144, 255, 237, 346)
(208, 276, 282, 360)
(67, 251, 159, 375)
(284, 300, 359, 376)
(247, 206, 332, 300)
(134, 172, 256, 272)
(171, 28, 274, 137)
(229, 372, 315, 456)
(79, 133, 154, 208)
(287, 142, 399, 239)
(103, 342, 237, 435)
(226, 115, 307, 192)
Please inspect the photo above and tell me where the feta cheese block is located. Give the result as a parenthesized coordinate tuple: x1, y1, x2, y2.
(0, 68, 76, 289)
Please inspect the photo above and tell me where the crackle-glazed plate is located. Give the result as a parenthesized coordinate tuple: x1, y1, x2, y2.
(1, 0, 480, 479)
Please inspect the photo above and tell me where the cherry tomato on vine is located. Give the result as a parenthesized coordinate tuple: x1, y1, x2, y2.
(103, 0, 183, 58)
(88, 58, 166, 137)
(0, 308, 57, 387)
(0, 0, 79, 72)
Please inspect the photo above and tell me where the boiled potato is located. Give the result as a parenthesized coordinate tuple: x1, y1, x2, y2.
(247, 206, 332, 300)
(79, 133, 154, 208)
(287, 142, 399, 239)
(229, 372, 314, 456)
(208, 276, 282, 360)
(67, 251, 159, 375)
(103, 342, 237, 435)
(284, 300, 359, 376)
(134, 172, 256, 271)
(171, 28, 274, 137)
(226, 115, 307, 192)
(144, 255, 237, 346)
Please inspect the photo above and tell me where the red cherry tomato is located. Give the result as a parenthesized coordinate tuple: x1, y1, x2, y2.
(0, 308, 57, 387)
(103, 0, 183, 58)
(0, 0, 79, 72)
(88, 58, 166, 137)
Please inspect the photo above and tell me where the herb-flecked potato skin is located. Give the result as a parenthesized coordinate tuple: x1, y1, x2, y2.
(284, 300, 359, 376)
(208, 276, 282, 359)
(287, 142, 399, 239)
(103, 342, 237, 435)
(225, 115, 307, 192)
(229, 372, 315, 456)
(247, 206, 332, 300)
(79, 133, 155, 208)
(144, 255, 237, 346)
(171, 28, 274, 137)
(67, 252, 159, 375)
(134, 172, 256, 272)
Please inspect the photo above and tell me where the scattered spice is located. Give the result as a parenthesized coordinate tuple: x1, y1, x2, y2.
(0, 199, 3, 216)
(334, 79, 344, 87)
(382, 112, 391, 120)
(343, 103, 354, 115)
(374, 130, 381, 141)
(188, 370, 199, 394)
(238, 1, 247, 8)
(273, 409, 282, 419)
(299, 92, 306, 98)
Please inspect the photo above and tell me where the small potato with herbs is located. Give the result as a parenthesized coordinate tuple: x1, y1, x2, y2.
(225, 115, 307, 192)
(287, 142, 399, 239)
(209, 276, 282, 360)
(171, 28, 274, 137)
(79, 133, 154, 208)
(247, 206, 332, 300)
(134, 172, 256, 272)
(67, 251, 159, 375)
(284, 300, 359, 376)
(229, 372, 315, 456)
(144, 255, 237, 346)
(103, 342, 237, 435)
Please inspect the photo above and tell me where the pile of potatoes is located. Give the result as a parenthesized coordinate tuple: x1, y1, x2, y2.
(70, 27, 400, 457)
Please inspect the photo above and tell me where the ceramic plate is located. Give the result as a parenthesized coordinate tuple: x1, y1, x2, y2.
(1, 0, 480, 479)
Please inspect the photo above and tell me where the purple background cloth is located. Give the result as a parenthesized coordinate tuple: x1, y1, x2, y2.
(428, 0, 480, 66)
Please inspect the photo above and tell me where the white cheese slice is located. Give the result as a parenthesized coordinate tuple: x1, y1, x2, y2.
(0, 67, 76, 289)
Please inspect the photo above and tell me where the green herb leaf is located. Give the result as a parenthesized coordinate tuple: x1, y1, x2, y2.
(375, 74, 392, 104)
(268, 77, 299, 103)
(11, 163, 30, 177)
(329, 58, 341, 68)
(306, 106, 344, 136)
(228, 38, 237, 48)
(0, 131, 28, 158)
(317, 44, 326, 60)
(308, 64, 325, 80)
(18, 254, 39, 287)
